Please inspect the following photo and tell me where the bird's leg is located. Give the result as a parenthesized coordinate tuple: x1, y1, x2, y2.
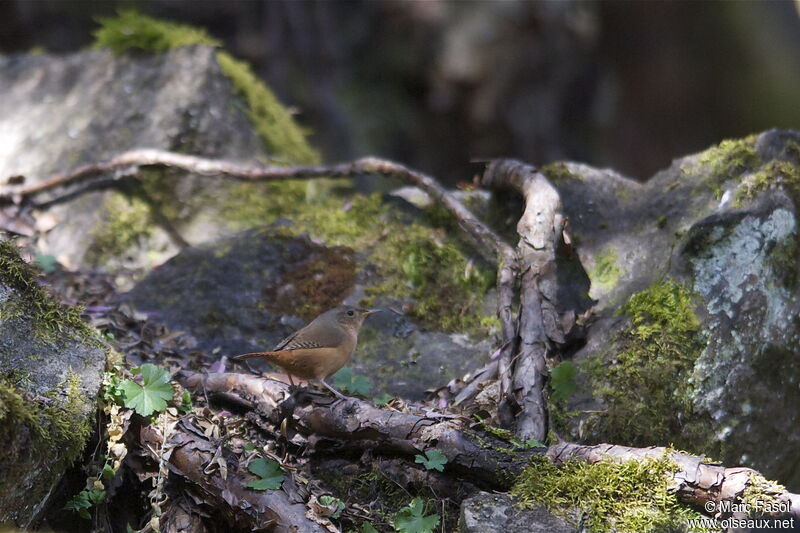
(318, 379, 348, 400)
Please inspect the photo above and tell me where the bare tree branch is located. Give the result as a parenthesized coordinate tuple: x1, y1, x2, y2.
(1, 149, 509, 261)
(189, 372, 800, 519)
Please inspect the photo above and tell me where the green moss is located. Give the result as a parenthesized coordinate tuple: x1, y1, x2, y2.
(734, 160, 800, 207)
(86, 192, 153, 264)
(510, 454, 707, 533)
(392, 232, 494, 331)
(225, 188, 495, 332)
(740, 473, 785, 511)
(93, 9, 220, 52)
(216, 52, 319, 164)
(540, 162, 578, 183)
(93, 10, 318, 165)
(589, 248, 622, 290)
(0, 371, 91, 469)
(691, 135, 761, 199)
(584, 281, 712, 450)
(0, 241, 100, 345)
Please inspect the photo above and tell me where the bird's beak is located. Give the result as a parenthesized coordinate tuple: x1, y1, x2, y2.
(362, 308, 382, 316)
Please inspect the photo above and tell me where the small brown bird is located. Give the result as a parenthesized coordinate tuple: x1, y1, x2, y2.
(233, 305, 380, 398)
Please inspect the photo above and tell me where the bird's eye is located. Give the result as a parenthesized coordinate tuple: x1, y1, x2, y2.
(347, 310, 355, 316)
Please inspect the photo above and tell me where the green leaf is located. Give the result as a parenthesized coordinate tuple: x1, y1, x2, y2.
(102, 463, 115, 479)
(361, 522, 379, 533)
(243, 442, 256, 451)
(414, 449, 448, 472)
(64, 489, 105, 520)
(102, 371, 125, 403)
(87, 489, 106, 505)
(319, 495, 345, 519)
(394, 498, 440, 533)
(520, 438, 545, 449)
(333, 367, 353, 389)
(34, 253, 59, 273)
(372, 393, 393, 406)
(350, 375, 372, 396)
(550, 361, 578, 402)
(246, 457, 284, 491)
(120, 364, 173, 416)
(333, 367, 372, 396)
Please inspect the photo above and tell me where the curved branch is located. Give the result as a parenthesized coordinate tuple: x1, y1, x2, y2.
(1, 150, 510, 262)
(481, 160, 566, 441)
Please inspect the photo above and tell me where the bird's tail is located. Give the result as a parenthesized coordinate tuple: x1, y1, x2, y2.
(232, 351, 279, 362)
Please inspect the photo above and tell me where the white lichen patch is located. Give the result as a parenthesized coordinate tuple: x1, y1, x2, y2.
(689, 208, 797, 415)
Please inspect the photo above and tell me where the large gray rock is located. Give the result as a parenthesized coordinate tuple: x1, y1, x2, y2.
(545, 130, 800, 489)
(0, 46, 315, 272)
(0, 242, 105, 527)
(459, 492, 577, 533)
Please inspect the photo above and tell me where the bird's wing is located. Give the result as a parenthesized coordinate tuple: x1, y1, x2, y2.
(273, 318, 346, 351)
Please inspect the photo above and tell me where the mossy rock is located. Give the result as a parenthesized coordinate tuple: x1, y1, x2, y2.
(544, 130, 800, 490)
(0, 242, 106, 527)
(0, 11, 319, 272)
(509, 454, 706, 533)
(121, 216, 495, 400)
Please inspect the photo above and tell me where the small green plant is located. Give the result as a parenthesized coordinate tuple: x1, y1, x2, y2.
(64, 489, 106, 520)
(414, 449, 448, 472)
(550, 361, 578, 402)
(319, 495, 346, 519)
(246, 457, 284, 491)
(34, 253, 59, 273)
(372, 392, 393, 406)
(517, 438, 546, 449)
(393, 498, 440, 533)
(333, 367, 372, 396)
(102, 463, 115, 479)
(360, 523, 379, 533)
(119, 364, 173, 416)
(102, 371, 125, 403)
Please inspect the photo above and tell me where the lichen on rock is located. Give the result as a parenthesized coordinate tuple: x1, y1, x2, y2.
(553, 130, 800, 489)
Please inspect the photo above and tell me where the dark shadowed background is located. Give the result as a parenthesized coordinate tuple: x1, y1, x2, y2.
(2, 0, 799, 182)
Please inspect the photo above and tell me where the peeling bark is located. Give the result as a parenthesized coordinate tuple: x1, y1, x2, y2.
(481, 160, 567, 442)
